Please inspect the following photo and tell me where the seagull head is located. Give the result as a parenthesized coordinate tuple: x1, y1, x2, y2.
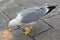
(8, 18, 20, 28)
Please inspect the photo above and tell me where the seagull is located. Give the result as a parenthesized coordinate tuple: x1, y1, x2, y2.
(6, 5, 57, 35)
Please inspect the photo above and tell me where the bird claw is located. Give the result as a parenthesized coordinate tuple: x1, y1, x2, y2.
(23, 25, 32, 35)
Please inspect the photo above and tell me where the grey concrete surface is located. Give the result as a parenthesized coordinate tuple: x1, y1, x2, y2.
(0, 0, 60, 40)
(0, 10, 9, 32)
(35, 29, 60, 40)
(0, 0, 11, 6)
(44, 14, 60, 31)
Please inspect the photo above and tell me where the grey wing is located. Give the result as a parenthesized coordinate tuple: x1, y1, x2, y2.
(21, 7, 48, 23)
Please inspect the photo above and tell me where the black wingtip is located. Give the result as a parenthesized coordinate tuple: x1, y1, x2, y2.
(46, 5, 57, 14)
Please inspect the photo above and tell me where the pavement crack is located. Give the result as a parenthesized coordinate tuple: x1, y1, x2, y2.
(41, 19, 55, 29)
(27, 34, 36, 40)
(32, 27, 52, 37)
(0, 9, 12, 20)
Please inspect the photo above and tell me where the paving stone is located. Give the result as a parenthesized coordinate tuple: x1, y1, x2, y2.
(29, 20, 50, 37)
(44, 14, 60, 31)
(35, 29, 60, 40)
(0, 10, 10, 32)
(0, 0, 12, 7)
(0, 1, 24, 19)
(11, 29, 32, 40)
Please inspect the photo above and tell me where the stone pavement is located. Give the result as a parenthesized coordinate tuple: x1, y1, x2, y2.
(0, 0, 60, 40)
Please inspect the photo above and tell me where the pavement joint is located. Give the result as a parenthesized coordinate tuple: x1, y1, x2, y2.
(32, 27, 53, 37)
(27, 34, 36, 40)
(41, 19, 55, 29)
(0, 9, 12, 20)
